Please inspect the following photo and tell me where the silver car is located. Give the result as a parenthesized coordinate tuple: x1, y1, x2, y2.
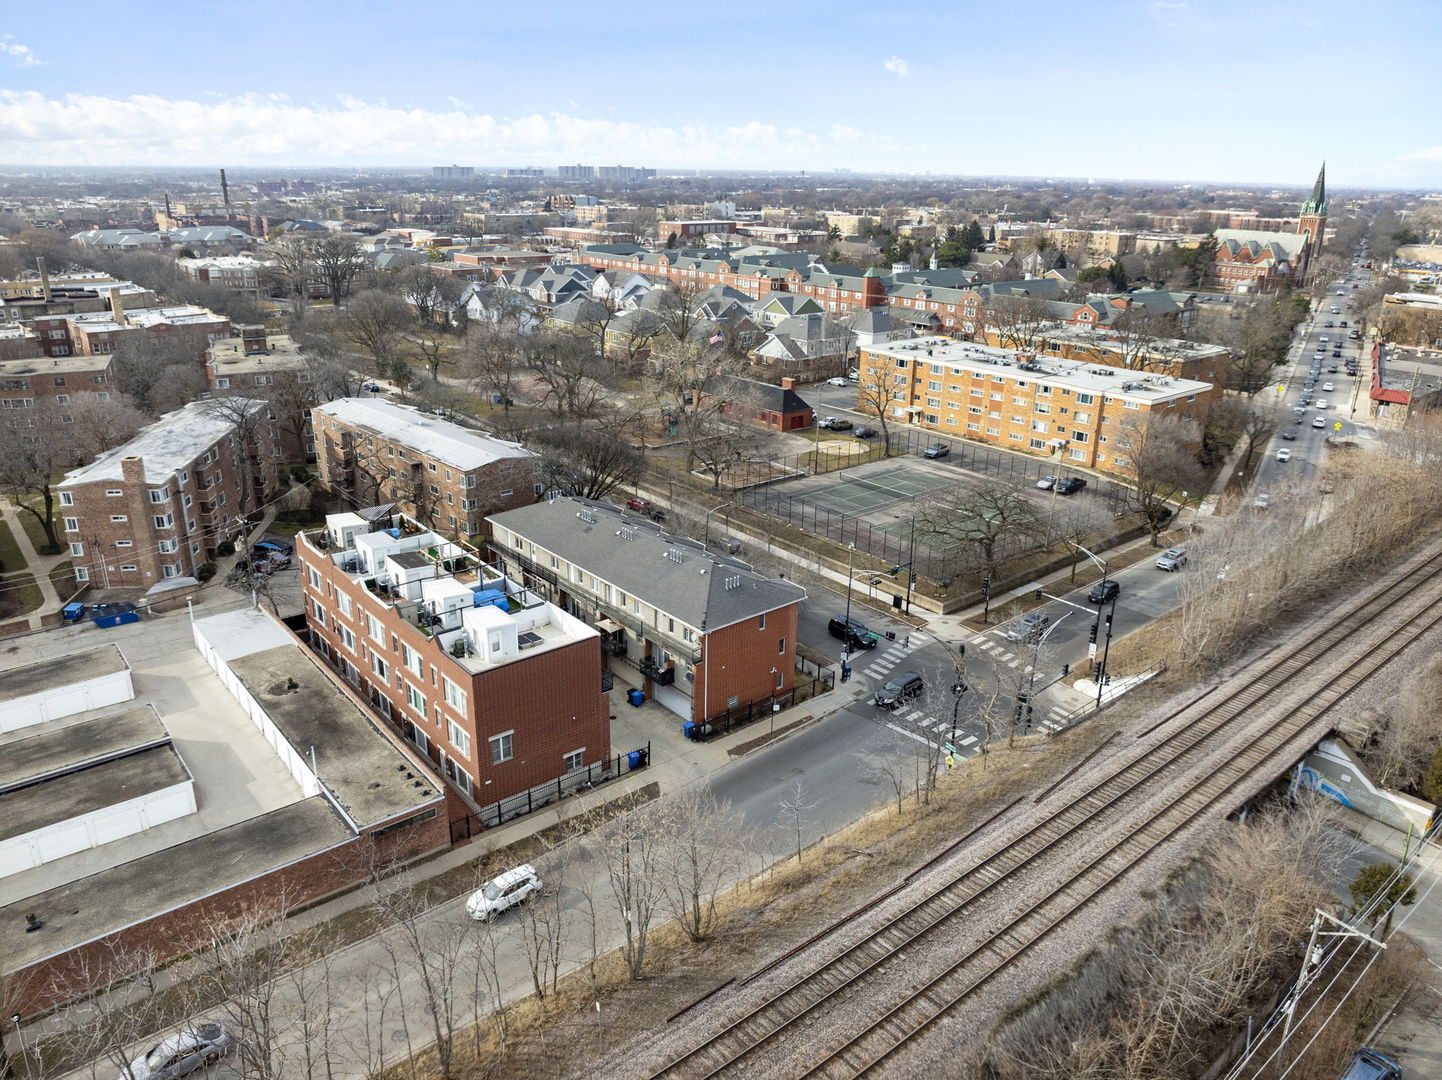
(120, 1023, 236, 1080)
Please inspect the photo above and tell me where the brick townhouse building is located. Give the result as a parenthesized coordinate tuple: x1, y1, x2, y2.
(298, 510, 611, 812)
(59, 399, 280, 587)
(487, 497, 807, 727)
(312, 398, 538, 537)
(856, 337, 1219, 477)
(206, 328, 316, 462)
(29, 290, 232, 360)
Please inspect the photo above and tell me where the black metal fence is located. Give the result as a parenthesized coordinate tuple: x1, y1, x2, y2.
(448, 742, 652, 843)
(690, 672, 834, 742)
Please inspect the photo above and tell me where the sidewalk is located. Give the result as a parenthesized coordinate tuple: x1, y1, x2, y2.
(1, 498, 69, 629)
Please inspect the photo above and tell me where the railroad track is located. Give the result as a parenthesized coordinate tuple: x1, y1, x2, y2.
(648, 546, 1442, 1080)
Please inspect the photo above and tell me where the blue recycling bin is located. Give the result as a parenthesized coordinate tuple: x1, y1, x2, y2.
(628, 688, 645, 708)
(683, 721, 697, 741)
(63, 602, 86, 622)
(628, 748, 648, 769)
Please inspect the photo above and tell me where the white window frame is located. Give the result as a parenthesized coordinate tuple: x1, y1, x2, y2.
(447, 719, 471, 759)
(490, 730, 514, 765)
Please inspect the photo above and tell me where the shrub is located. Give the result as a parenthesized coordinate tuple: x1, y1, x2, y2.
(195, 562, 218, 582)
(216, 541, 235, 557)
(290, 464, 311, 483)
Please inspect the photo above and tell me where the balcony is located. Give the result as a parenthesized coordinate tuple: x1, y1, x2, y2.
(601, 635, 628, 657)
(639, 656, 676, 685)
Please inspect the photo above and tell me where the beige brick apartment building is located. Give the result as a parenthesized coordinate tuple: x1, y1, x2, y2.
(298, 511, 610, 815)
(206, 328, 315, 462)
(488, 497, 806, 727)
(856, 337, 1219, 476)
(59, 399, 280, 587)
(312, 398, 538, 537)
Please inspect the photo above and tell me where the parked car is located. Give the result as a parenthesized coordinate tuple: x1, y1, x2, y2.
(1254, 492, 1272, 509)
(1005, 611, 1052, 643)
(1155, 547, 1188, 571)
(828, 615, 879, 651)
(1036, 476, 1057, 490)
(466, 865, 541, 921)
(923, 442, 950, 459)
(1055, 476, 1087, 495)
(119, 1023, 237, 1080)
(826, 376, 849, 387)
(846, 369, 859, 381)
(818, 416, 852, 430)
(1340, 320, 1348, 327)
(1312, 416, 1327, 428)
(1088, 579, 1120, 604)
(1324, 320, 1333, 327)
(874, 671, 924, 709)
(1276, 448, 1293, 462)
(362, 382, 382, 392)
(1280, 428, 1297, 440)
(1315, 399, 1328, 410)
(853, 426, 877, 439)
(1322, 381, 1334, 392)
(625, 498, 665, 521)
(1339, 1048, 1401, 1080)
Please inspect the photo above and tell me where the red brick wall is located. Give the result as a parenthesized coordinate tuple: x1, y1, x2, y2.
(692, 602, 799, 722)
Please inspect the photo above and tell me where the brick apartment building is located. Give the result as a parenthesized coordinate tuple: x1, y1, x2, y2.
(856, 337, 1219, 477)
(298, 511, 611, 812)
(0, 353, 116, 410)
(312, 398, 538, 537)
(59, 399, 280, 587)
(487, 497, 807, 726)
(657, 219, 739, 242)
(206, 328, 315, 461)
(30, 289, 232, 360)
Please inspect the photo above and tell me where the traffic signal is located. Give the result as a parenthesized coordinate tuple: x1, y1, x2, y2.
(890, 565, 903, 576)
(982, 575, 991, 593)
(1088, 621, 1098, 644)
(1061, 663, 1070, 678)
(1034, 589, 1044, 600)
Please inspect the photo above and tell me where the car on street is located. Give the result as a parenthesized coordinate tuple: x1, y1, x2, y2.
(1340, 320, 1348, 327)
(1319, 336, 1329, 343)
(466, 865, 542, 921)
(1005, 611, 1052, 643)
(847, 369, 859, 380)
(1088, 579, 1120, 604)
(923, 442, 950, 459)
(828, 615, 879, 651)
(818, 416, 852, 430)
(1322, 381, 1334, 391)
(853, 426, 876, 438)
(119, 1023, 237, 1080)
(1280, 428, 1297, 440)
(1254, 492, 1272, 510)
(826, 377, 849, 387)
(1276, 448, 1292, 462)
(874, 671, 924, 709)
(1339, 1048, 1402, 1080)
(1324, 320, 1333, 327)
(1055, 476, 1087, 495)
(1315, 399, 1328, 409)
(362, 382, 382, 392)
(1312, 416, 1327, 428)
(1333, 349, 1342, 357)
(1036, 476, 1057, 490)
(1155, 547, 1188, 571)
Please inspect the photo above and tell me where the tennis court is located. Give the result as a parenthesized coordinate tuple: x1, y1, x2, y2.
(800, 464, 958, 516)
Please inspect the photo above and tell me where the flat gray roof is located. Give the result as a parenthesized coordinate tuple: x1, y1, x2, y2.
(0, 644, 127, 703)
(60, 399, 265, 487)
(314, 397, 534, 472)
(0, 745, 189, 843)
(1, 798, 348, 973)
(226, 646, 440, 827)
(0, 705, 164, 788)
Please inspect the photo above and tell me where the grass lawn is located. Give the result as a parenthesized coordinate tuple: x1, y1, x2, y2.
(0, 572, 44, 618)
(49, 560, 77, 600)
(0, 517, 25, 573)
(15, 501, 59, 554)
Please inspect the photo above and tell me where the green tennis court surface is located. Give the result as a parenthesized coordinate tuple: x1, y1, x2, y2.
(801, 465, 956, 516)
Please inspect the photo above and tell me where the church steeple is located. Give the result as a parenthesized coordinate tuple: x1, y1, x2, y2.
(1301, 162, 1327, 216)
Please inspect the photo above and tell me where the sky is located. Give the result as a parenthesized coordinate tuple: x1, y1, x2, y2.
(1, 0, 1440, 188)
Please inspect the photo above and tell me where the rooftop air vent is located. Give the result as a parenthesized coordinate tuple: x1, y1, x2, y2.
(577, 509, 597, 524)
(663, 549, 685, 564)
(618, 527, 635, 541)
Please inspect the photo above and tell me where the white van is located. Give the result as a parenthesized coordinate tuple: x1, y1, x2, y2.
(465, 864, 541, 921)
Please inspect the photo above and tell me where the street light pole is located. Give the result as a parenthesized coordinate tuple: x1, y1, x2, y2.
(1095, 593, 1117, 710)
(841, 543, 856, 679)
(1068, 540, 1109, 682)
(703, 501, 729, 547)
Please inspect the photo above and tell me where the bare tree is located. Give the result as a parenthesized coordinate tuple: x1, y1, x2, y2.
(916, 481, 1043, 588)
(335, 290, 414, 379)
(1114, 414, 1206, 545)
(0, 400, 68, 550)
(527, 330, 611, 419)
(309, 232, 366, 307)
(65, 394, 148, 460)
(658, 786, 752, 943)
(409, 324, 457, 384)
(986, 294, 1057, 352)
(777, 777, 818, 865)
(461, 324, 524, 415)
(111, 333, 203, 414)
(599, 800, 669, 980)
(532, 422, 646, 500)
(392, 263, 462, 325)
(852, 359, 899, 452)
(691, 416, 768, 491)
(265, 235, 320, 317)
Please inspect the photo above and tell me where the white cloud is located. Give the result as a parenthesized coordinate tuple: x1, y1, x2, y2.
(883, 56, 910, 79)
(1, 37, 40, 68)
(0, 91, 902, 167)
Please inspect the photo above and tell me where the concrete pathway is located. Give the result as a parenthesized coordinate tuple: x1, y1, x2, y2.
(1, 498, 69, 629)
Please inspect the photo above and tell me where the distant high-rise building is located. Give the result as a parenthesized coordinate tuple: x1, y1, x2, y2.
(557, 164, 595, 180)
(597, 165, 655, 182)
(433, 165, 474, 179)
(506, 167, 544, 178)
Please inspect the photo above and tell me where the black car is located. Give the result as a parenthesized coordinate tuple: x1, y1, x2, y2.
(1328, 365, 1338, 373)
(874, 671, 924, 709)
(828, 615, 878, 651)
(923, 443, 950, 459)
(1055, 476, 1087, 495)
(1280, 428, 1297, 440)
(1088, 579, 1120, 604)
(853, 426, 877, 439)
(1333, 350, 1342, 357)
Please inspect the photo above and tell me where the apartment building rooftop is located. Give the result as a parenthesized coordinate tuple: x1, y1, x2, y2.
(59, 398, 264, 487)
(1042, 322, 1229, 361)
(489, 496, 807, 630)
(314, 398, 533, 471)
(305, 511, 596, 677)
(863, 336, 1214, 403)
(208, 334, 305, 371)
(0, 354, 110, 377)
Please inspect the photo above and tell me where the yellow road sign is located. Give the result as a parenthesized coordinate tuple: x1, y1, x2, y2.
(1333, 422, 1343, 430)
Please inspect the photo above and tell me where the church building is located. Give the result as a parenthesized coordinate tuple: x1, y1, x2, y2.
(1207, 165, 1329, 294)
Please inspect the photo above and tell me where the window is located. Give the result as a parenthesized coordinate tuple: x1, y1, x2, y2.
(775, 669, 785, 690)
(366, 613, 385, 645)
(119, 564, 137, 572)
(405, 682, 426, 714)
(152, 514, 173, 529)
(215, 378, 230, 389)
(564, 748, 585, 771)
(105, 489, 123, 497)
(63, 516, 78, 532)
(337, 593, 352, 617)
(339, 625, 357, 653)
(109, 514, 127, 522)
(448, 720, 471, 759)
(148, 487, 170, 503)
(757, 612, 766, 630)
(74, 566, 90, 582)
(1076, 392, 1095, 405)
(60, 491, 74, 506)
(371, 653, 389, 681)
(778, 636, 786, 655)
(401, 642, 423, 676)
(443, 676, 466, 713)
(308, 567, 323, 589)
(115, 540, 134, 548)
(68, 541, 84, 557)
(445, 758, 473, 796)
(490, 730, 514, 765)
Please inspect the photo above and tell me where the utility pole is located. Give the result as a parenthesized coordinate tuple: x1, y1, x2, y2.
(840, 543, 856, 682)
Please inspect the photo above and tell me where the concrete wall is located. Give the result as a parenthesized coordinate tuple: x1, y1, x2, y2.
(1293, 738, 1436, 834)
(0, 667, 134, 734)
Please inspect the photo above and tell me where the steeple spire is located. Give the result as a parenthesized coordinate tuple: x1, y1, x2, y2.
(1302, 162, 1327, 215)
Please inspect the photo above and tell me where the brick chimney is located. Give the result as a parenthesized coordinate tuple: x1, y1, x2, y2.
(121, 456, 146, 486)
(861, 266, 886, 309)
(238, 324, 268, 354)
(108, 287, 126, 325)
(781, 377, 796, 390)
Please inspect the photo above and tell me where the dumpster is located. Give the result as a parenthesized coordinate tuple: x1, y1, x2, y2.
(628, 748, 649, 770)
(63, 602, 86, 622)
(92, 610, 139, 628)
(683, 721, 697, 741)
(628, 688, 645, 708)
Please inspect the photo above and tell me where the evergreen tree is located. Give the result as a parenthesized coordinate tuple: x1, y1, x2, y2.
(987, 224, 996, 244)
(960, 219, 986, 252)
